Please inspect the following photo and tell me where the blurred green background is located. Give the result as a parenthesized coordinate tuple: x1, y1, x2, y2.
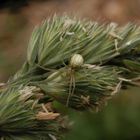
(64, 87, 140, 140)
(0, 0, 140, 140)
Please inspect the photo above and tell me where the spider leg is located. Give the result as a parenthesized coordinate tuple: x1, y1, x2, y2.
(71, 72, 75, 97)
(66, 69, 73, 106)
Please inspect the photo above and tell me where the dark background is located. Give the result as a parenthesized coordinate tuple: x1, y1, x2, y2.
(0, 0, 140, 139)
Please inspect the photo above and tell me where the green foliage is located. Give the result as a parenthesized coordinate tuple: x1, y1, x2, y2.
(12, 16, 140, 109)
(38, 66, 120, 110)
(0, 15, 140, 139)
(0, 89, 61, 140)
